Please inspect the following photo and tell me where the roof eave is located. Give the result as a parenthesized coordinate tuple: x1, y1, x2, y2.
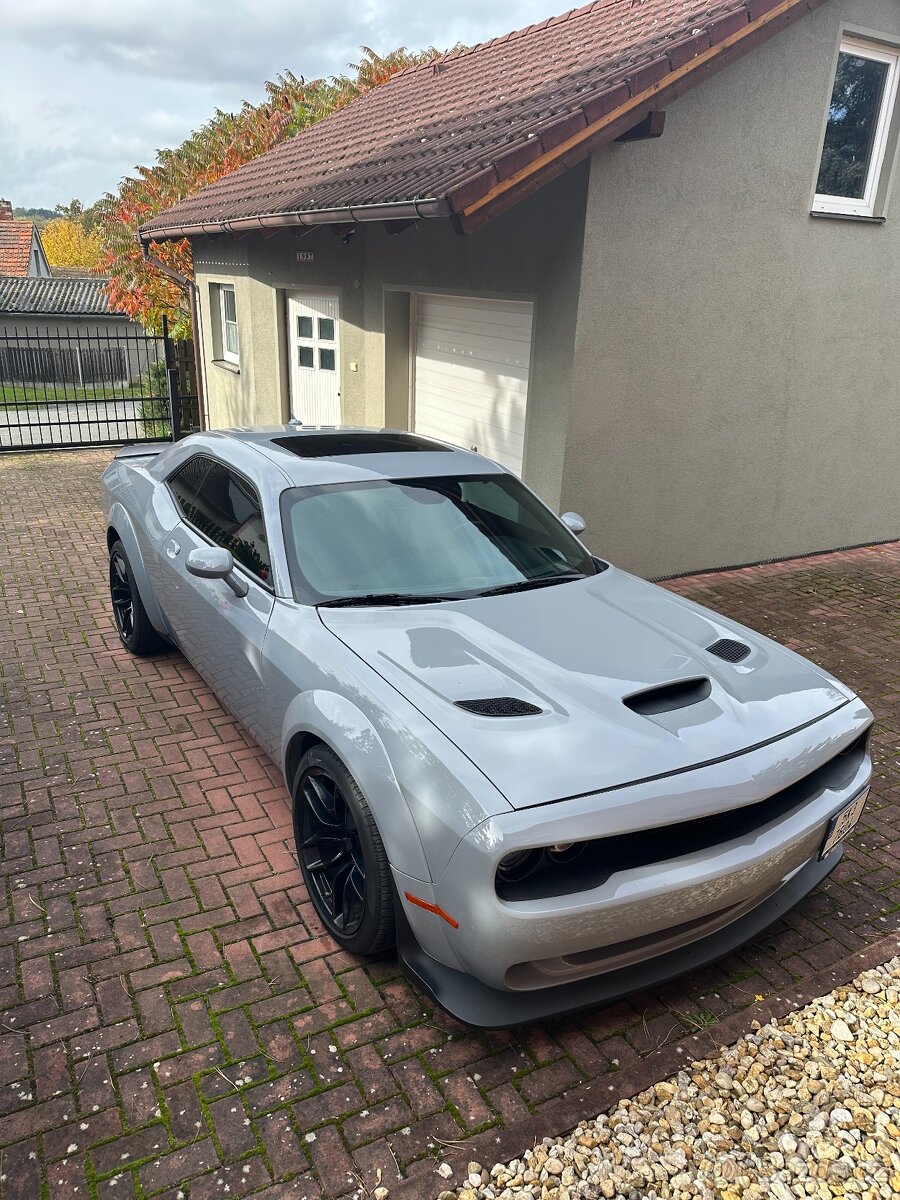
(139, 196, 448, 246)
(452, 0, 826, 233)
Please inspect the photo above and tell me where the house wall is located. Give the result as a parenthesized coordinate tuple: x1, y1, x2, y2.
(566, 0, 900, 577)
(192, 166, 589, 509)
(28, 234, 51, 277)
(0, 316, 140, 338)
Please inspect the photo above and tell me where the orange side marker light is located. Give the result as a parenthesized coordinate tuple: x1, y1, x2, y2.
(404, 892, 459, 928)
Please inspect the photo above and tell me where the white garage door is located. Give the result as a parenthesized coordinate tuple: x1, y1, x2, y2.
(412, 293, 534, 475)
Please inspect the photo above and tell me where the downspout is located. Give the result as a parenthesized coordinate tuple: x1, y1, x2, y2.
(141, 246, 207, 431)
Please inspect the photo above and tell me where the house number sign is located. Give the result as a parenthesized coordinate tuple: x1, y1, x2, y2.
(297, 251, 315, 262)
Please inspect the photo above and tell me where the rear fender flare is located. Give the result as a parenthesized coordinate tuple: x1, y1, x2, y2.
(281, 690, 431, 883)
(106, 502, 168, 636)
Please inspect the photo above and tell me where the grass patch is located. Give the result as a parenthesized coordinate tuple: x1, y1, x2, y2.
(0, 381, 151, 407)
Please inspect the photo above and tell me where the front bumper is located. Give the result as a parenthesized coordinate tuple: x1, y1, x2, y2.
(397, 847, 840, 1027)
(396, 701, 872, 1021)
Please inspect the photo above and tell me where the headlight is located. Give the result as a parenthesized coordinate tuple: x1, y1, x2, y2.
(497, 848, 543, 882)
(495, 840, 591, 899)
(547, 842, 585, 864)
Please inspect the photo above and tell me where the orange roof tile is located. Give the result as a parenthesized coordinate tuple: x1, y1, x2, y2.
(0, 220, 37, 276)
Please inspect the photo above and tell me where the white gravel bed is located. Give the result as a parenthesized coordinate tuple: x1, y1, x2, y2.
(437, 956, 900, 1200)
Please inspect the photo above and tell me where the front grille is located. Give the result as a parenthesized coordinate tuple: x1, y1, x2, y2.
(495, 728, 870, 901)
(707, 638, 752, 663)
(454, 697, 542, 717)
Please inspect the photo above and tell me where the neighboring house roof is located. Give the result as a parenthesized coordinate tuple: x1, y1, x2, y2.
(0, 218, 51, 276)
(141, 0, 819, 242)
(0, 275, 123, 317)
(51, 265, 102, 278)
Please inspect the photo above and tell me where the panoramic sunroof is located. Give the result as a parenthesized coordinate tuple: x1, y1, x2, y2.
(271, 432, 452, 458)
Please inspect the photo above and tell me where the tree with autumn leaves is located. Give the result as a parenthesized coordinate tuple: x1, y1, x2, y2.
(41, 217, 104, 269)
(96, 48, 447, 336)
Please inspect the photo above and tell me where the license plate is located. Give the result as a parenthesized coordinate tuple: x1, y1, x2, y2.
(819, 787, 869, 860)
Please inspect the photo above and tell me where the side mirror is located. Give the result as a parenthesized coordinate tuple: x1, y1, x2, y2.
(561, 511, 586, 535)
(185, 546, 249, 597)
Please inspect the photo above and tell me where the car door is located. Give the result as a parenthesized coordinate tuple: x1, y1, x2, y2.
(158, 454, 276, 753)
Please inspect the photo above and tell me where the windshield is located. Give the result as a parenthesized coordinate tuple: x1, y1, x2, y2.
(280, 474, 598, 604)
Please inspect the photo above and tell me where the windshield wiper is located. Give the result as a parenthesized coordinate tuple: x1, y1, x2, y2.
(316, 592, 450, 608)
(472, 571, 588, 599)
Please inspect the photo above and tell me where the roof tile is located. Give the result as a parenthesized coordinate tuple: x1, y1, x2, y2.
(139, 0, 804, 239)
(0, 222, 36, 276)
(708, 8, 751, 42)
(666, 30, 712, 68)
(0, 275, 122, 317)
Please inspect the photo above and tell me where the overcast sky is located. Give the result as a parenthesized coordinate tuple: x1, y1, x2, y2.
(1, 0, 560, 210)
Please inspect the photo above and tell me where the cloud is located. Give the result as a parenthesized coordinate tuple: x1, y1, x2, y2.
(1, 0, 555, 207)
(3, 1, 553, 86)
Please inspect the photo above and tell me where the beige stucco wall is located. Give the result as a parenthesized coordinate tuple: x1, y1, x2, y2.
(564, 0, 900, 577)
(192, 167, 588, 510)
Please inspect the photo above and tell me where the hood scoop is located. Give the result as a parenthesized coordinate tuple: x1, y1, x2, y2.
(454, 697, 543, 717)
(624, 677, 712, 717)
(707, 638, 751, 663)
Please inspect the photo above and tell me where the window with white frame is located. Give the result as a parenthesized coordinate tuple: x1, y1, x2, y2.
(814, 36, 900, 217)
(218, 284, 239, 363)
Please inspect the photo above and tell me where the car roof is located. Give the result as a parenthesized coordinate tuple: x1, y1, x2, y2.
(206, 426, 508, 485)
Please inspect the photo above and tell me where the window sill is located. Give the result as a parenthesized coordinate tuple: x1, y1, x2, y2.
(810, 209, 886, 224)
(212, 358, 241, 373)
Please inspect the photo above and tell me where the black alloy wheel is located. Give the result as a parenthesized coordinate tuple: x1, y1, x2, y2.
(299, 767, 367, 936)
(109, 549, 135, 642)
(108, 539, 167, 656)
(292, 745, 395, 956)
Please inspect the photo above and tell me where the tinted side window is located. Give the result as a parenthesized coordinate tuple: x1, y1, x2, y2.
(169, 455, 211, 517)
(169, 456, 271, 584)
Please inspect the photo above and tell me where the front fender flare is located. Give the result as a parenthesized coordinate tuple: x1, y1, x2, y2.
(106, 501, 168, 636)
(281, 690, 431, 883)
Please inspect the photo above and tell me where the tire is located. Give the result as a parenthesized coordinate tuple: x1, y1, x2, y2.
(292, 744, 395, 956)
(108, 539, 167, 657)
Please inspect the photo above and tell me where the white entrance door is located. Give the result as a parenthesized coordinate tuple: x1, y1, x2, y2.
(412, 293, 534, 475)
(287, 293, 341, 424)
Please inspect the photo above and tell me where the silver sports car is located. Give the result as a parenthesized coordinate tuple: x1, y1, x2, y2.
(101, 427, 873, 1026)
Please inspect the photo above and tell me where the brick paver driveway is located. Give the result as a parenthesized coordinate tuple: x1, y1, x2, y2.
(1, 449, 897, 1200)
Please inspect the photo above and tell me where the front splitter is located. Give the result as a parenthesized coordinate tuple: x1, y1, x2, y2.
(395, 849, 840, 1028)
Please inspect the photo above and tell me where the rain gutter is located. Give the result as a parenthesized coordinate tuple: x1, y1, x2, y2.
(139, 197, 447, 246)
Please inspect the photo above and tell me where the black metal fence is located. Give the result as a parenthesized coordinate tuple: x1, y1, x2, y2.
(0, 321, 200, 451)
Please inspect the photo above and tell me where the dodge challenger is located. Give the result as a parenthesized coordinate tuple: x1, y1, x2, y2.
(101, 427, 873, 1026)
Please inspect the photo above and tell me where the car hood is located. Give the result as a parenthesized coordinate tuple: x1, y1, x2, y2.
(319, 566, 852, 810)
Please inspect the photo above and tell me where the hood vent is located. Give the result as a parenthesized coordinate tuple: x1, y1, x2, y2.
(454, 697, 542, 717)
(624, 677, 712, 717)
(707, 638, 751, 664)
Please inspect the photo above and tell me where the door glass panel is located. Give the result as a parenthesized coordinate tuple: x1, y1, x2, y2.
(318, 317, 335, 341)
(319, 348, 336, 371)
(297, 315, 313, 339)
(817, 51, 890, 199)
(190, 461, 271, 583)
(298, 346, 314, 368)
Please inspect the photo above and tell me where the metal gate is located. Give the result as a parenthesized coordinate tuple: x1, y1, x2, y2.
(0, 319, 199, 451)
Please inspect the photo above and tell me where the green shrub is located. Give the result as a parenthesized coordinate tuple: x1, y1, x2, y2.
(140, 396, 171, 438)
(143, 359, 168, 396)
